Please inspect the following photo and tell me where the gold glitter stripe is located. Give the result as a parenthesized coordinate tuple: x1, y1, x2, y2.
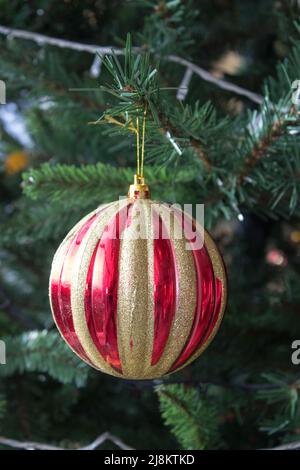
(148, 203, 197, 378)
(71, 200, 128, 377)
(170, 227, 227, 374)
(117, 200, 155, 379)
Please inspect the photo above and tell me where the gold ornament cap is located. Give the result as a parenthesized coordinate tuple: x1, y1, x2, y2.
(128, 174, 150, 199)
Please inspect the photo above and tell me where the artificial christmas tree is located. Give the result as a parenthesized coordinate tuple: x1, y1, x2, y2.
(0, 0, 300, 451)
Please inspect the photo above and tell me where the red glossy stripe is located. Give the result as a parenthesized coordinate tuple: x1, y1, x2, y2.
(200, 277, 223, 346)
(174, 276, 223, 371)
(151, 215, 178, 365)
(84, 203, 132, 373)
(51, 239, 76, 350)
(51, 212, 100, 365)
(170, 216, 216, 371)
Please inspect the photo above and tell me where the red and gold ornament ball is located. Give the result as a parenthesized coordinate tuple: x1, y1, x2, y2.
(49, 177, 227, 380)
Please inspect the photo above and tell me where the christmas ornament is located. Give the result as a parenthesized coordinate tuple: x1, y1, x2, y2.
(49, 107, 227, 380)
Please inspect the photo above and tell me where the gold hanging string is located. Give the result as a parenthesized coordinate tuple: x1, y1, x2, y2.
(92, 105, 147, 181)
(136, 116, 140, 176)
(103, 115, 137, 133)
(128, 103, 150, 198)
(140, 103, 147, 178)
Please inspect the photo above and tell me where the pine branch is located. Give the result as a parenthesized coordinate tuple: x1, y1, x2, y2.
(204, 27, 300, 217)
(22, 162, 196, 206)
(155, 102, 227, 170)
(91, 33, 300, 222)
(0, 331, 90, 387)
(156, 384, 219, 450)
(239, 104, 299, 184)
(256, 373, 300, 436)
(0, 24, 263, 104)
(4, 24, 299, 228)
(136, 0, 198, 56)
(0, 200, 86, 247)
